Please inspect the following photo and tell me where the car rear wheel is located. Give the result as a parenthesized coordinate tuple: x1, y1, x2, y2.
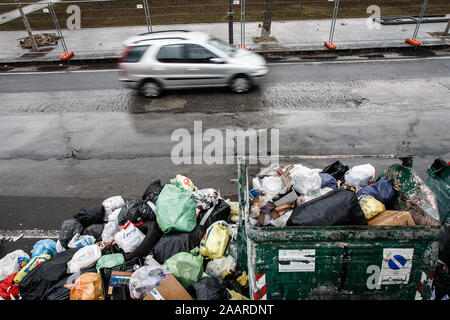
(139, 80, 162, 98)
(230, 76, 251, 94)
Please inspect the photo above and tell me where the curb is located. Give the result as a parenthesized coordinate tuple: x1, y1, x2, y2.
(0, 43, 449, 67)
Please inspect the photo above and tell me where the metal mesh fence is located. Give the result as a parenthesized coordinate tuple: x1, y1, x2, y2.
(0, 0, 448, 57)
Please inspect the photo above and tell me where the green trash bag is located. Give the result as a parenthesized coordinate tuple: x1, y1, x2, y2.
(95, 253, 125, 273)
(164, 249, 204, 289)
(155, 179, 197, 233)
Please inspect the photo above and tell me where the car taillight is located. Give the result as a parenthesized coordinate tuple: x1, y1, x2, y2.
(118, 46, 131, 63)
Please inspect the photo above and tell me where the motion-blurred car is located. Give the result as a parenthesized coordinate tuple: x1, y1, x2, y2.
(118, 30, 268, 98)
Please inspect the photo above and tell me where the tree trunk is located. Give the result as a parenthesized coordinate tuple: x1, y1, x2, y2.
(261, 0, 272, 41)
(16, 0, 39, 52)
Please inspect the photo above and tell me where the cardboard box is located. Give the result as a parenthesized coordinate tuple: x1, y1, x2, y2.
(143, 274, 193, 300)
(368, 210, 415, 226)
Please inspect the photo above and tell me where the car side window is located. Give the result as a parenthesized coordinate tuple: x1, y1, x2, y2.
(185, 44, 218, 63)
(156, 44, 186, 63)
(124, 45, 150, 63)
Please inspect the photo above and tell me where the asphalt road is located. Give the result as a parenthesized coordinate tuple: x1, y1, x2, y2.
(0, 56, 449, 257)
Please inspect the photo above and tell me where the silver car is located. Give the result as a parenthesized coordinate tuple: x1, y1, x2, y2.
(118, 30, 268, 98)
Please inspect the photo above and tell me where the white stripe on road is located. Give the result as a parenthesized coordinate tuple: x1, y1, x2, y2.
(0, 56, 449, 76)
(0, 230, 59, 240)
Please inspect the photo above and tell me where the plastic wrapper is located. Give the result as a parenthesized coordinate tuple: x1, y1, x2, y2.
(344, 164, 376, 188)
(70, 272, 104, 300)
(56, 240, 66, 253)
(129, 265, 170, 300)
(164, 249, 204, 289)
(68, 234, 95, 249)
(67, 245, 102, 274)
(123, 220, 163, 262)
(358, 195, 386, 220)
(199, 221, 232, 260)
(0, 250, 30, 282)
(175, 174, 195, 191)
(205, 255, 236, 279)
(14, 254, 51, 283)
(31, 239, 57, 258)
(114, 221, 146, 253)
(195, 188, 219, 212)
(155, 179, 197, 233)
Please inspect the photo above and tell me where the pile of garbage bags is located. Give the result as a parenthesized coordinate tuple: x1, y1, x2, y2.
(0, 175, 248, 301)
(249, 161, 402, 228)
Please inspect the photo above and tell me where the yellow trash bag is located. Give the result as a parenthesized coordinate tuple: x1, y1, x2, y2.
(70, 272, 105, 300)
(199, 221, 232, 260)
(358, 195, 385, 220)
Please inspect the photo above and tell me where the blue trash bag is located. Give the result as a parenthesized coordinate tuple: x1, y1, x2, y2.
(320, 173, 338, 189)
(356, 177, 397, 209)
(31, 239, 57, 258)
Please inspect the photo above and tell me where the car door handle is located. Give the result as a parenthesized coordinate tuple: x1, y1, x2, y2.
(153, 67, 165, 71)
(187, 67, 200, 71)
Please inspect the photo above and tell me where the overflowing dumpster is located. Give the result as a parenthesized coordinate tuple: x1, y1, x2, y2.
(236, 155, 444, 300)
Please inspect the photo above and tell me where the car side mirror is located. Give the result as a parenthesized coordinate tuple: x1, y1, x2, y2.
(210, 58, 225, 64)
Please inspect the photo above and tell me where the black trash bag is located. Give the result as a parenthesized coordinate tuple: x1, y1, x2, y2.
(139, 200, 156, 222)
(223, 275, 250, 298)
(432, 264, 450, 300)
(430, 158, 448, 171)
(197, 199, 231, 229)
(322, 161, 349, 181)
(287, 189, 367, 226)
(118, 200, 142, 226)
(142, 179, 164, 203)
(357, 177, 397, 209)
(320, 173, 338, 189)
(59, 219, 84, 249)
(439, 225, 450, 267)
(123, 220, 163, 262)
(150, 224, 207, 265)
(45, 267, 97, 301)
(83, 223, 104, 242)
(102, 242, 124, 255)
(19, 248, 80, 300)
(187, 276, 229, 300)
(74, 205, 105, 228)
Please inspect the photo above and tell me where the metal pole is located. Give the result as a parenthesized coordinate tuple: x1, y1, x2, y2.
(240, 0, 246, 48)
(228, 0, 233, 44)
(328, 0, 340, 43)
(143, 0, 152, 34)
(412, 0, 428, 40)
(15, 0, 39, 52)
(444, 20, 450, 35)
(49, 2, 68, 53)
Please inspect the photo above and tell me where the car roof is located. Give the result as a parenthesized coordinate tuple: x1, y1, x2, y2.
(124, 30, 211, 46)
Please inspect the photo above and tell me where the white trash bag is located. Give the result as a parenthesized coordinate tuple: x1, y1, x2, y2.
(113, 221, 145, 253)
(56, 240, 66, 253)
(67, 244, 102, 274)
(101, 220, 119, 243)
(102, 196, 125, 222)
(68, 234, 96, 249)
(291, 166, 322, 195)
(205, 255, 236, 280)
(129, 265, 170, 300)
(0, 250, 30, 282)
(344, 164, 376, 187)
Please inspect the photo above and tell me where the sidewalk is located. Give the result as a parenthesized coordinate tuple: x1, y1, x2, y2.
(0, 17, 449, 63)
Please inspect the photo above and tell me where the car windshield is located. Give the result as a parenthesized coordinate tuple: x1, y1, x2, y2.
(207, 37, 238, 57)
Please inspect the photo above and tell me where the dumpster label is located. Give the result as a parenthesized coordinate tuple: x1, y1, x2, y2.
(278, 249, 315, 272)
(379, 248, 414, 285)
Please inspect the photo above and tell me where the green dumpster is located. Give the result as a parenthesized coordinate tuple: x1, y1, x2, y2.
(425, 158, 449, 225)
(236, 155, 444, 300)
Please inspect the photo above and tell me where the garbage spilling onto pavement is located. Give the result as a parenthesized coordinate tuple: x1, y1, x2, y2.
(19, 33, 60, 49)
(0, 175, 247, 300)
